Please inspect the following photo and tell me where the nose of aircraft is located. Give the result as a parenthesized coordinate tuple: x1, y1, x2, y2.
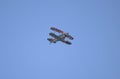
(64, 33, 69, 36)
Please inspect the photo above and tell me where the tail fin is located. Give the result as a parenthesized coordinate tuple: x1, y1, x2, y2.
(47, 38, 56, 43)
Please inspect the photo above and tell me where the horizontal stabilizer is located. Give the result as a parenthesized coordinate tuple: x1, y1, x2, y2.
(47, 38, 56, 43)
(49, 33, 59, 39)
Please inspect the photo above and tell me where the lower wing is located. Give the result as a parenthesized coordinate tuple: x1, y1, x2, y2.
(62, 40, 72, 45)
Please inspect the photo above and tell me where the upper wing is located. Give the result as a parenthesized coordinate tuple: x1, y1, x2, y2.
(50, 27, 64, 33)
(50, 27, 74, 40)
(62, 40, 72, 45)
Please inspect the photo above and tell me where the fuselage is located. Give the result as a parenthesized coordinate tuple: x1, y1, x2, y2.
(48, 27, 73, 45)
(54, 34, 65, 42)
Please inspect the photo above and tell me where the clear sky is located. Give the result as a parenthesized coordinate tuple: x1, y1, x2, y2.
(0, 0, 120, 79)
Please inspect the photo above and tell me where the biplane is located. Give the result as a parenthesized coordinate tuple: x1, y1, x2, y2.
(47, 27, 74, 45)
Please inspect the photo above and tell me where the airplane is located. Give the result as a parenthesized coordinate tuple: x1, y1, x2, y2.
(47, 27, 74, 45)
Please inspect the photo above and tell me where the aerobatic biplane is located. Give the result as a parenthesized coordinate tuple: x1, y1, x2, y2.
(47, 27, 74, 45)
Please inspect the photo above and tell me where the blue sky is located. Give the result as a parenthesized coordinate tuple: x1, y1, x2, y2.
(0, 0, 120, 79)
